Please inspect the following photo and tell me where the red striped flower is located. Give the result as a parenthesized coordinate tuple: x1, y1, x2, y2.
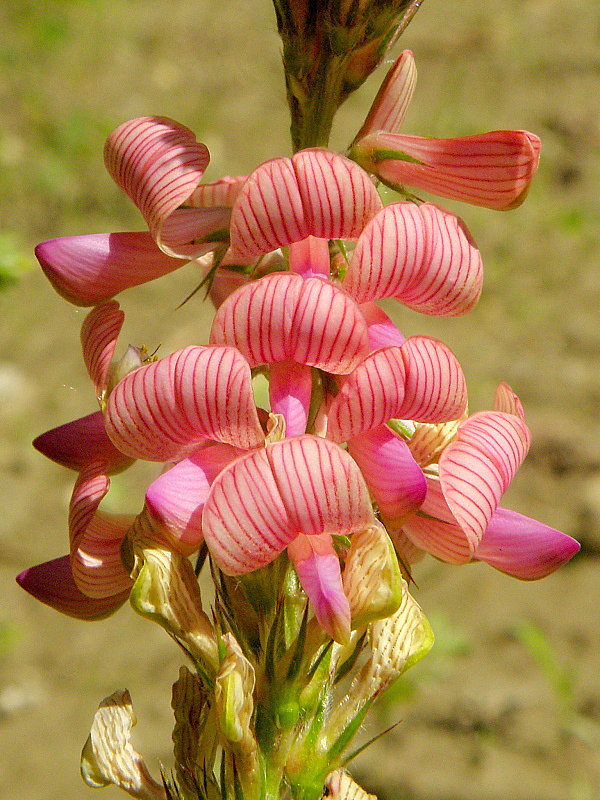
(350, 50, 541, 211)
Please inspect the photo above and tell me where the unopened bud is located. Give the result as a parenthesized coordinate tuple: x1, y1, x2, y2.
(81, 689, 165, 800)
(342, 522, 402, 629)
(105, 345, 145, 401)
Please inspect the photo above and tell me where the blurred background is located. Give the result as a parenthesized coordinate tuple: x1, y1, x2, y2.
(1, 1, 599, 798)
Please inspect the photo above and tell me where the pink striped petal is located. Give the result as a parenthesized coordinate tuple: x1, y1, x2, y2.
(104, 116, 222, 257)
(288, 236, 330, 278)
(269, 360, 312, 437)
(210, 272, 369, 373)
(229, 157, 306, 259)
(355, 49, 417, 139)
(474, 507, 580, 579)
(33, 412, 132, 474)
(104, 346, 265, 461)
(68, 463, 110, 555)
(80, 301, 124, 401)
(399, 336, 467, 422)
(493, 381, 526, 422)
(292, 148, 382, 239)
(401, 474, 475, 563)
(354, 129, 541, 210)
(438, 411, 531, 545)
(288, 533, 351, 644)
(327, 348, 407, 442)
(203, 436, 374, 574)
(16, 556, 129, 619)
(359, 302, 406, 351)
(187, 175, 247, 207)
(35, 232, 183, 306)
(347, 425, 426, 527)
(144, 443, 240, 554)
(229, 150, 382, 259)
(71, 511, 134, 599)
(328, 336, 465, 442)
(344, 202, 483, 316)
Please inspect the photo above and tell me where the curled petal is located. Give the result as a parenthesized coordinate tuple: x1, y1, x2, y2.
(292, 148, 382, 240)
(69, 463, 111, 556)
(354, 129, 541, 210)
(327, 348, 406, 443)
(104, 346, 264, 461)
(328, 336, 465, 442)
(474, 507, 580, 579)
(144, 443, 240, 554)
(71, 511, 134, 599)
(348, 426, 427, 527)
(187, 175, 247, 207)
(16, 556, 129, 620)
(355, 49, 417, 140)
(35, 232, 183, 307)
(288, 533, 351, 644)
(439, 411, 531, 545)
(104, 116, 218, 257)
(399, 335, 467, 422)
(81, 301, 124, 402)
(210, 272, 369, 373)
(203, 436, 374, 574)
(33, 412, 132, 474)
(344, 202, 483, 316)
(229, 149, 381, 259)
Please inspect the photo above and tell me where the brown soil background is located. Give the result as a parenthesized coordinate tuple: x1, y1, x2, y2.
(1, 1, 599, 798)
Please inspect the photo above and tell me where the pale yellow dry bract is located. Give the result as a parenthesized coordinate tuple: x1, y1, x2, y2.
(80, 689, 166, 800)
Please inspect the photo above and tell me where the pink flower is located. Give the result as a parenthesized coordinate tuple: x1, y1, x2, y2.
(18, 303, 136, 617)
(350, 50, 541, 210)
(36, 117, 243, 306)
(394, 383, 580, 577)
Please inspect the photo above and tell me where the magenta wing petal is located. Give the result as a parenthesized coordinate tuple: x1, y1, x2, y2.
(357, 129, 541, 210)
(104, 345, 264, 461)
(355, 49, 417, 140)
(348, 425, 427, 527)
(229, 149, 382, 259)
(203, 436, 373, 574)
(16, 556, 129, 620)
(104, 116, 226, 257)
(474, 507, 580, 579)
(144, 443, 240, 554)
(33, 412, 132, 474)
(35, 232, 184, 306)
(438, 410, 531, 546)
(210, 272, 369, 373)
(344, 202, 482, 316)
(80, 300, 124, 401)
(288, 533, 351, 644)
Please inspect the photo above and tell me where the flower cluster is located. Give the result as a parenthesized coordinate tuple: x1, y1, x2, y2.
(18, 44, 579, 800)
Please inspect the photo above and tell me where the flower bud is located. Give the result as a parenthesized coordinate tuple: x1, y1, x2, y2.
(342, 522, 402, 629)
(81, 689, 165, 800)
